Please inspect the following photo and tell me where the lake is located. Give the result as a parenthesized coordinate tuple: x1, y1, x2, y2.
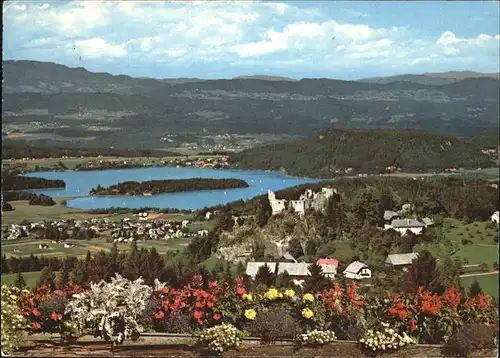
(25, 167, 321, 210)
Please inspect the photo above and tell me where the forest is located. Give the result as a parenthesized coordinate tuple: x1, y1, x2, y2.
(229, 128, 494, 178)
(89, 178, 249, 196)
(2, 174, 65, 191)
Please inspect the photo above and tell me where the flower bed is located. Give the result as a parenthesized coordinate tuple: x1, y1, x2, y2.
(2, 275, 498, 356)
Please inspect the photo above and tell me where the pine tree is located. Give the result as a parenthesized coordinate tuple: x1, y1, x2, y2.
(303, 262, 330, 293)
(257, 197, 272, 228)
(288, 237, 304, 258)
(14, 271, 26, 290)
(254, 264, 275, 287)
(401, 250, 439, 293)
(1, 253, 10, 274)
(57, 263, 71, 289)
(37, 266, 56, 290)
(468, 279, 483, 297)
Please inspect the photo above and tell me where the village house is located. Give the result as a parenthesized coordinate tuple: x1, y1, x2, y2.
(491, 211, 499, 224)
(316, 258, 338, 279)
(385, 253, 419, 270)
(268, 187, 337, 216)
(383, 210, 401, 222)
(343, 261, 371, 280)
(384, 219, 425, 236)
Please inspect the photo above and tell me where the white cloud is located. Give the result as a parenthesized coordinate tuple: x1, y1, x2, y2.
(74, 38, 127, 59)
(2, 1, 499, 76)
(13, 4, 26, 11)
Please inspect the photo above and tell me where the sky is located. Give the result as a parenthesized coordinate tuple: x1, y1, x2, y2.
(3, 0, 500, 80)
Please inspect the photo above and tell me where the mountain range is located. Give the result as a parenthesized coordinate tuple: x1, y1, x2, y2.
(2, 60, 499, 149)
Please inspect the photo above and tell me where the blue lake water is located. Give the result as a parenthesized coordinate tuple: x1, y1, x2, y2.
(25, 167, 321, 210)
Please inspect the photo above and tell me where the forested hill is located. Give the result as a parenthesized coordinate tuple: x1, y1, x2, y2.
(229, 129, 494, 178)
(2, 60, 499, 149)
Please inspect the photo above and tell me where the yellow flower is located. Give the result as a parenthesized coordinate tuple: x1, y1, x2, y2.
(244, 309, 257, 320)
(284, 289, 295, 297)
(10, 295, 17, 301)
(302, 308, 314, 319)
(263, 288, 280, 300)
(242, 293, 253, 302)
(303, 293, 315, 302)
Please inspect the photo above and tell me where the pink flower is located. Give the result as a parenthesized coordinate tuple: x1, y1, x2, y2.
(154, 311, 165, 319)
(213, 313, 221, 321)
(32, 322, 41, 330)
(32, 308, 40, 317)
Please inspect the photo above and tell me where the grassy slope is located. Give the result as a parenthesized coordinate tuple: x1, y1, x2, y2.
(1, 271, 61, 288)
(441, 218, 498, 270)
(461, 274, 499, 297)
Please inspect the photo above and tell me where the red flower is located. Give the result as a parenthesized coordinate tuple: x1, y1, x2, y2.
(398, 310, 409, 320)
(236, 286, 246, 296)
(32, 322, 41, 330)
(154, 311, 165, 319)
(213, 313, 221, 321)
(50, 312, 62, 320)
(193, 310, 204, 320)
(410, 318, 417, 332)
(208, 280, 218, 289)
(32, 308, 40, 317)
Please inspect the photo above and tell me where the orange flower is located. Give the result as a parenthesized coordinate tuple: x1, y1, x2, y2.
(410, 318, 417, 332)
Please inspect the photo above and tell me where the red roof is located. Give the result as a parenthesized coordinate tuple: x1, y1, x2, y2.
(317, 258, 338, 268)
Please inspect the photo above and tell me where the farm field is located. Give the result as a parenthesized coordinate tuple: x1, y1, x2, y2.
(1, 198, 198, 227)
(4, 154, 221, 171)
(1, 271, 61, 288)
(1, 237, 191, 258)
(1, 198, 107, 227)
(461, 273, 499, 297)
(441, 218, 498, 270)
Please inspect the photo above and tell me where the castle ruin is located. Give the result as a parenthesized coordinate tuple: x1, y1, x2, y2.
(268, 187, 337, 216)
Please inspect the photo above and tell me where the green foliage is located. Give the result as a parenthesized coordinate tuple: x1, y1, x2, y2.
(400, 250, 439, 293)
(14, 272, 26, 290)
(37, 266, 56, 290)
(254, 264, 276, 288)
(468, 280, 483, 297)
(247, 307, 301, 342)
(443, 323, 496, 357)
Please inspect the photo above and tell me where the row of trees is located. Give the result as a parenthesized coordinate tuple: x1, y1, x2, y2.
(8, 246, 476, 301)
(89, 178, 249, 196)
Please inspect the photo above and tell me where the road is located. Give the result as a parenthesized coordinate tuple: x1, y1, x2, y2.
(460, 271, 499, 278)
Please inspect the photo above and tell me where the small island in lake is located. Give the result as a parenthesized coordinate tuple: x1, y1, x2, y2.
(89, 178, 249, 196)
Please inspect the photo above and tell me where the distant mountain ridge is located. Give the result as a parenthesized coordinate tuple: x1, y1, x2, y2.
(233, 75, 298, 82)
(2, 60, 499, 149)
(358, 71, 500, 85)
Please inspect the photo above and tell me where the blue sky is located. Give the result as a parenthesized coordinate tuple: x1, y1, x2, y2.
(3, 1, 500, 80)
